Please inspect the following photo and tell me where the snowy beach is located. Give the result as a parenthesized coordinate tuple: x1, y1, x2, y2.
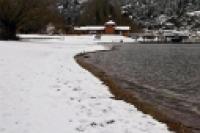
(0, 35, 171, 133)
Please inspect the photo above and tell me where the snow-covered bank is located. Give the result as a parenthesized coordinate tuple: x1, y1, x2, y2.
(19, 34, 136, 44)
(0, 35, 171, 133)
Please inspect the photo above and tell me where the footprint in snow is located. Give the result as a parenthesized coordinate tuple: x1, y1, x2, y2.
(73, 87, 81, 92)
(67, 85, 72, 88)
(147, 121, 156, 126)
(75, 127, 85, 132)
(15, 121, 19, 125)
(51, 85, 61, 89)
(81, 106, 86, 109)
(56, 78, 61, 83)
(70, 97, 75, 101)
(63, 82, 69, 85)
(0, 128, 6, 132)
(102, 109, 107, 113)
(90, 122, 97, 127)
(106, 120, 115, 125)
(2, 113, 12, 118)
(89, 120, 115, 128)
(68, 119, 73, 123)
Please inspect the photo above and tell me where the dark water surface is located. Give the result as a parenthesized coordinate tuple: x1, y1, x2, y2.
(86, 44, 200, 132)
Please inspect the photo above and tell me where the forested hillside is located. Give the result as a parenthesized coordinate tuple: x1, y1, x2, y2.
(1, 0, 200, 40)
(120, 0, 200, 29)
(59, 0, 200, 29)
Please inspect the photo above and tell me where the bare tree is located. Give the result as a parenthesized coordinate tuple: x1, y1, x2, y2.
(0, 0, 60, 40)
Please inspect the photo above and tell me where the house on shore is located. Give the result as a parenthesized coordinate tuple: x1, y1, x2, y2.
(130, 30, 190, 43)
(74, 20, 130, 36)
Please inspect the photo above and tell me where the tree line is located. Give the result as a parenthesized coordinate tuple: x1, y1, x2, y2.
(60, 0, 138, 32)
(0, 0, 137, 40)
(0, 0, 64, 40)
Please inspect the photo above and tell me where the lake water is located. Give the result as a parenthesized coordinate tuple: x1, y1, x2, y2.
(85, 44, 200, 133)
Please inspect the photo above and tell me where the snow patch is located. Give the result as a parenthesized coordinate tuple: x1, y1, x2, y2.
(0, 35, 171, 133)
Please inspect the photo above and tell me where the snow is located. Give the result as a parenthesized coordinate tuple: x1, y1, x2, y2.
(19, 34, 136, 44)
(0, 35, 171, 133)
(115, 26, 130, 31)
(105, 20, 116, 25)
(19, 34, 64, 39)
(74, 26, 105, 31)
(94, 35, 135, 43)
(187, 11, 200, 16)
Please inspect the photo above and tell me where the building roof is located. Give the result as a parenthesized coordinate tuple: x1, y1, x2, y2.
(115, 26, 130, 31)
(74, 26, 130, 31)
(105, 20, 116, 26)
(74, 26, 105, 31)
(74, 20, 130, 31)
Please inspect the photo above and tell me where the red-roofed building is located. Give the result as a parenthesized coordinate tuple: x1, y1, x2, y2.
(74, 20, 130, 36)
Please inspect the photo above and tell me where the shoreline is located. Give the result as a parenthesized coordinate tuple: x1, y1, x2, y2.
(75, 48, 193, 133)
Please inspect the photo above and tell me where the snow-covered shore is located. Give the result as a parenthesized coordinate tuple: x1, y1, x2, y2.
(0, 35, 171, 133)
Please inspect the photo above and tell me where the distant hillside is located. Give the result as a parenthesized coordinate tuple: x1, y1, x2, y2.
(59, 0, 200, 30)
(119, 0, 200, 29)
